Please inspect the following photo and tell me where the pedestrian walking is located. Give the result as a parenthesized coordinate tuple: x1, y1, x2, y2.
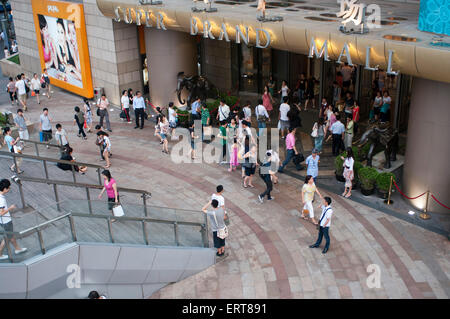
(278, 80, 290, 101)
(15, 74, 28, 111)
(191, 97, 202, 120)
(330, 114, 345, 156)
(243, 144, 257, 188)
(168, 102, 178, 139)
(83, 98, 93, 133)
(305, 149, 320, 183)
(211, 185, 226, 211)
(262, 85, 274, 114)
(258, 150, 276, 202)
(217, 121, 228, 163)
(344, 115, 354, 149)
(95, 125, 105, 161)
(73, 106, 87, 140)
(301, 175, 323, 225)
(216, 99, 230, 123)
(55, 124, 69, 148)
(39, 108, 53, 145)
(352, 100, 360, 134)
(41, 69, 51, 99)
(0, 179, 27, 260)
(341, 147, 354, 198)
(278, 127, 302, 172)
(255, 98, 269, 138)
(228, 137, 239, 172)
(201, 199, 227, 257)
(242, 101, 252, 123)
(14, 109, 29, 148)
(372, 91, 382, 122)
(159, 114, 169, 154)
(98, 131, 112, 168)
(98, 170, 119, 222)
(189, 121, 199, 160)
(312, 118, 326, 153)
(309, 196, 333, 254)
(121, 90, 131, 123)
(133, 91, 146, 129)
(380, 91, 391, 123)
(97, 94, 112, 132)
(201, 103, 210, 141)
(3, 127, 23, 174)
(278, 96, 290, 139)
(30, 73, 41, 104)
(296, 73, 306, 105)
(7, 77, 17, 106)
(127, 88, 134, 108)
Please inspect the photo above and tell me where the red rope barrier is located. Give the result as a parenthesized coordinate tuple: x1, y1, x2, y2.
(392, 179, 427, 200)
(431, 194, 450, 210)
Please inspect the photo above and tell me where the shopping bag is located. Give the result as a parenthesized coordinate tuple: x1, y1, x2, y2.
(84, 120, 87, 129)
(31, 91, 35, 97)
(112, 205, 124, 217)
(39, 131, 44, 142)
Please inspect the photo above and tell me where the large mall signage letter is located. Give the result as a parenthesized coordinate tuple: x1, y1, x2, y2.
(113, 6, 271, 49)
(189, 18, 271, 49)
(31, 0, 94, 98)
(308, 37, 398, 75)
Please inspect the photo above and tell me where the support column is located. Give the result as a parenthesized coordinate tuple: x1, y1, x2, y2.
(145, 28, 197, 108)
(403, 78, 450, 214)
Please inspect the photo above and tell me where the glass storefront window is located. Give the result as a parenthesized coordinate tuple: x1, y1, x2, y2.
(239, 45, 258, 92)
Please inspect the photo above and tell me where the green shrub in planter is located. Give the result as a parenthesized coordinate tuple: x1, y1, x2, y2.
(351, 146, 360, 162)
(376, 172, 395, 192)
(360, 142, 371, 160)
(175, 108, 190, 127)
(335, 152, 346, 176)
(358, 167, 378, 190)
(353, 161, 363, 182)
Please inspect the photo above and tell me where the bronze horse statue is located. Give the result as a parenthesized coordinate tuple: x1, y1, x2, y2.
(176, 72, 217, 108)
(357, 122, 399, 169)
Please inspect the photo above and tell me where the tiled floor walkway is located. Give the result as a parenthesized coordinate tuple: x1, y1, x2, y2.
(1, 88, 449, 299)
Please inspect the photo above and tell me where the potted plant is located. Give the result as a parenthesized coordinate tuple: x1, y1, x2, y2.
(352, 161, 363, 189)
(376, 172, 395, 199)
(334, 153, 345, 182)
(358, 167, 378, 196)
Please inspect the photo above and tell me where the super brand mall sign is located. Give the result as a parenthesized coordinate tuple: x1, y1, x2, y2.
(113, 5, 399, 74)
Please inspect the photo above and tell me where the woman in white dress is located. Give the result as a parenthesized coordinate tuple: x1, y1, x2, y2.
(341, 147, 354, 198)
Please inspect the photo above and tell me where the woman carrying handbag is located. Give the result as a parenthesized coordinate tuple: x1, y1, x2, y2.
(98, 170, 122, 222)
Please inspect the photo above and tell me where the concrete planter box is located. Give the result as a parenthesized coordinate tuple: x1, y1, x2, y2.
(0, 54, 22, 78)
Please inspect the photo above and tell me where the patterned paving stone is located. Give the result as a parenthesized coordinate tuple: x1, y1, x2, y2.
(4, 89, 449, 299)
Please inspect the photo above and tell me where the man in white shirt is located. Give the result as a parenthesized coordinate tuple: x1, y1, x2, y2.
(242, 101, 252, 122)
(0, 179, 27, 260)
(330, 114, 345, 156)
(133, 91, 146, 129)
(97, 94, 112, 132)
(216, 99, 230, 122)
(309, 196, 333, 254)
(211, 185, 226, 211)
(255, 98, 269, 138)
(121, 90, 131, 123)
(278, 96, 290, 139)
(15, 74, 27, 111)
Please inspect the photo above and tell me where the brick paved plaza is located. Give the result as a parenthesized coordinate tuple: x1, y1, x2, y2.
(1, 87, 448, 299)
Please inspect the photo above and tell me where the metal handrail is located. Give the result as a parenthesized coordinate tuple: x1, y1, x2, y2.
(0, 208, 208, 262)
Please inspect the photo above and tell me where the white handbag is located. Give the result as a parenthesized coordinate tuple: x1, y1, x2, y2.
(311, 122, 318, 138)
(112, 204, 124, 217)
(213, 211, 228, 239)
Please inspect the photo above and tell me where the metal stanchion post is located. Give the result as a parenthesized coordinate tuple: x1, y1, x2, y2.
(419, 191, 431, 220)
(384, 175, 394, 205)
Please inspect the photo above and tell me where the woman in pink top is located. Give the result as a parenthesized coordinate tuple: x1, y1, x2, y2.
(262, 85, 274, 113)
(98, 170, 119, 221)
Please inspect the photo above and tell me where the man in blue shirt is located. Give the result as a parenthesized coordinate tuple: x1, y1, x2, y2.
(191, 98, 201, 120)
(330, 114, 345, 156)
(305, 149, 320, 182)
(133, 91, 146, 129)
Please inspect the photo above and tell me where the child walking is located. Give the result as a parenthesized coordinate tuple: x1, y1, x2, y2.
(229, 137, 239, 172)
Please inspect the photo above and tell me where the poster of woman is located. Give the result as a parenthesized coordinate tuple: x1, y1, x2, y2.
(32, 0, 93, 98)
(38, 14, 82, 88)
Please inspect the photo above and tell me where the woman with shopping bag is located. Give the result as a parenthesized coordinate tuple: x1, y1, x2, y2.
(98, 170, 122, 222)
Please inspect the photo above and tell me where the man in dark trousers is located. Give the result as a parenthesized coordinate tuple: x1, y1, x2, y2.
(330, 114, 345, 156)
(309, 196, 333, 254)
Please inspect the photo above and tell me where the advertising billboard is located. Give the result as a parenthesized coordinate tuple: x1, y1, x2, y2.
(31, 0, 93, 98)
